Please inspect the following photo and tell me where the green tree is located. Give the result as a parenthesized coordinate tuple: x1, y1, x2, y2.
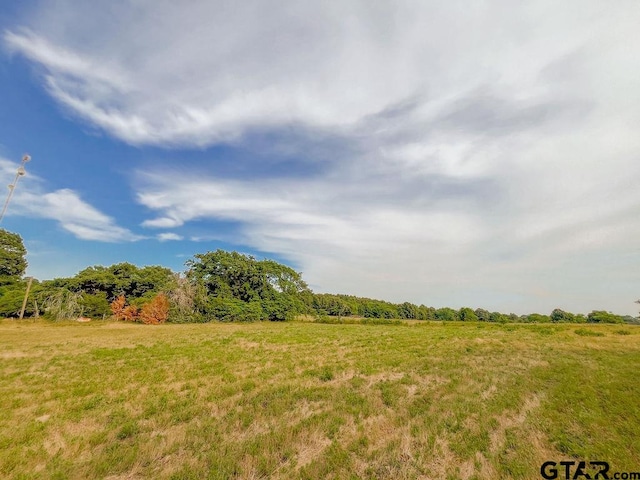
(0, 280, 43, 318)
(459, 307, 478, 322)
(435, 307, 458, 321)
(398, 302, 418, 319)
(49, 263, 174, 302)
(0, 229, 27, 284)
(474, 308, 490, 322)
(80, 292, 111, 318)
(550, 308, 576, 323)
(416, 305, 436, 321)
(587, 310, 624, 324)
(489, 311, 508, 323)
(185, 250, 310, 321)
(525, 313, 550, 323)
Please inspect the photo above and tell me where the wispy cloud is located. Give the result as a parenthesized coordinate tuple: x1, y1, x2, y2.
(0, 159, 142, 242)
(4, 1, 640, 314)
(7, 1, 636, 148)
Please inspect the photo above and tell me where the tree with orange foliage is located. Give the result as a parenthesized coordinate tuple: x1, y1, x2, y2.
(110, 295, 126, 320)
(111, 295, 139, 322)
(138, 293, 169, 325)
(121, 305, 139, 322)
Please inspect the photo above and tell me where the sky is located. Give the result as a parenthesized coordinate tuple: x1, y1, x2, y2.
(0, 0, 639, 316)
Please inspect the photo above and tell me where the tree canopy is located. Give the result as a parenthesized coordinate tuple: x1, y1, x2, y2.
(185, 250, 310, 321)
(0, 229, 27, 284)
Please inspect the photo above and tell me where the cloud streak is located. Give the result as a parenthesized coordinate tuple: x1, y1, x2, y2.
(0, 159, 142, 242)
(7, 1, 636, 148)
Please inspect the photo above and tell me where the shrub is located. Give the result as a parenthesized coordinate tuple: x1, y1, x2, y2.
(121, 305, 139, 322)
(139, 294, 169, 325)
(110, 295, 126, 320)
(110, 295, 139, 322)
(43, 289, 83, 320)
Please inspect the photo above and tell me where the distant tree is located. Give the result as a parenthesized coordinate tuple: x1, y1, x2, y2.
(488, 311, 508, 323)
(312, 294, 353, 317)
(398, 302, 418, 319)
(587, 310, 624, 324)
(574, 313, 587, 323)
(622, 315, 640, 325)
(459, 307, 478, 322)
(474, 308, 491, 322)
(525, 313, 551, 323)
(435, 307, 458, 321)
(53, 263, 174, 302)
(0, 229, 27, 284)
(550, 308, 576, 323)
(417, 305, 436, 321)
(362, 300, 397, 319)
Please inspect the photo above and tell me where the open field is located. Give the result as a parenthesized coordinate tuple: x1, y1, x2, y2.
(1, 320, 639, 479)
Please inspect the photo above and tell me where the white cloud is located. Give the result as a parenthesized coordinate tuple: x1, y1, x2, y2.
(0, 159, 142, 242)
(6, 1, 638, 148)
(4, 1, 640, 314)
(157, 232, 183, 242)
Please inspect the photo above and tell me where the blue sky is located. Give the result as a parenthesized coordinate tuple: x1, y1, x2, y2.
(1, 0, 639, 315)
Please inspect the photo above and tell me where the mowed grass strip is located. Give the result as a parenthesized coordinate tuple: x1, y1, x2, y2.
(0, 320, 639, 479)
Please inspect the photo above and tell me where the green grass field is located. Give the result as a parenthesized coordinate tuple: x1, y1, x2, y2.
(1, 319, 639, 479)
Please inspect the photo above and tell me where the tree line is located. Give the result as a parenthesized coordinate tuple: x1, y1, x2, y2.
(0, 229, 637, 324)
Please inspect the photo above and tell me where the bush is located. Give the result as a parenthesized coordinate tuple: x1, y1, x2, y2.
(42, 289, 83, 320)
(111, 294, 168, 324)
(139, 294, 170, 325)
(110, 295, 127, 320)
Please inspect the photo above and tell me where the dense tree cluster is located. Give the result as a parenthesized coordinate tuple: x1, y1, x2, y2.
(180, 250, 311, 322)
(0, 246, 174, 319)
(311, 295, 631, 324)
(0, 232, 636, 324)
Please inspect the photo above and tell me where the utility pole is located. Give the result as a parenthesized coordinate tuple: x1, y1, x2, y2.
(19, 276, 33, 320)
(0, 154, 31, 224)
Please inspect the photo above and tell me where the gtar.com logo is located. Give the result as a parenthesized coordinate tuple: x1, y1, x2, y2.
(540, 461, 610, 479)
(540, 461, 640, 480)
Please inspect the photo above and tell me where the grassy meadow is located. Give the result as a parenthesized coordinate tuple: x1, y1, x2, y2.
(1, 319, 639, 479)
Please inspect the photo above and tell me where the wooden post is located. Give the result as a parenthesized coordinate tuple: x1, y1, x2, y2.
(19, 277, 33, 320)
